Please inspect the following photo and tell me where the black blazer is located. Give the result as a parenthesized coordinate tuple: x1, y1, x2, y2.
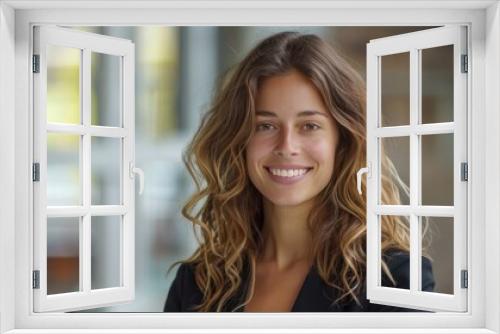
(163, 251, 435, 312)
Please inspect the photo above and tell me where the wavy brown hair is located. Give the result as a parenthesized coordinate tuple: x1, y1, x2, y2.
(170, 31, 423, 312)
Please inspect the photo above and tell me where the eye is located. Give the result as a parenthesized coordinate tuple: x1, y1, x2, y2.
(303, 123, 320, 131)
(256, 123, 276, 132)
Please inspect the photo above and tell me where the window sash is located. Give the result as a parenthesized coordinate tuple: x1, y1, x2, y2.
(32, 25, 136, 312)
(366, 25, 468, 312)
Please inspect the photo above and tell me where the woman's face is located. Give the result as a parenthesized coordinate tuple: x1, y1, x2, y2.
(246, 69, 340, 208)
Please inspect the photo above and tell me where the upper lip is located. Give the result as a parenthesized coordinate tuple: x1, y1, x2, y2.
(265, 165, 313, 169)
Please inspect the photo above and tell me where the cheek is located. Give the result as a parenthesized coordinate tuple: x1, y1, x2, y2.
(307, 139, 337, 168)
(246, 137, 268, 162)
(245, 137, 267, 173)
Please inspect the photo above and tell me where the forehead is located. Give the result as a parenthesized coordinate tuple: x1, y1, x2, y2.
(255, 70, 328, 116)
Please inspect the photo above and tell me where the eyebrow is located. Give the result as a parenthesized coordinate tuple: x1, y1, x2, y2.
(255, 110, 328, 118)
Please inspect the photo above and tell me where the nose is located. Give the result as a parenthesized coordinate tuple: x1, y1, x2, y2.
(273, 126, 299, 158)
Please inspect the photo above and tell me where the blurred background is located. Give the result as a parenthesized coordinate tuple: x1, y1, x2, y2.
(44, 26, 455, 312)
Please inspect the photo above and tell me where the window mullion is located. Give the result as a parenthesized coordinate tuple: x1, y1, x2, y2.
(409, 48, 420, 292)
(374, 123, 455, 138)
(81, 48, 92, 294)
(46, 123, 127, 137)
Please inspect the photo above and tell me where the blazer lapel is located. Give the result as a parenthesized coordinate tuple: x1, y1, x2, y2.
(291, 265, 342, 312)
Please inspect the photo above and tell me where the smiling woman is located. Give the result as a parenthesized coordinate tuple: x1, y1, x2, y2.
(163, 31, 434, 312)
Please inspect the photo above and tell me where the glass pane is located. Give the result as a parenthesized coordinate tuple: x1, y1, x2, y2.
(47, 217, 80, 294)
(421, 134, 454, 206)
(47, 45, 80, 124)
(91, 137, 122, 205)
(47, 133, 81, 206)
(379, 137, 410, 205)
(91, 216, 121, 289)
(380, 215, 410, 289)
(421, 216, 453, 294)
(381, 52, 410, 127)
(421, 45, 454, 124)
(91, 52, 122, 127)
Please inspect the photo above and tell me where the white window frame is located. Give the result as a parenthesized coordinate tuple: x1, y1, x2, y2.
(0, 1, 499, 333)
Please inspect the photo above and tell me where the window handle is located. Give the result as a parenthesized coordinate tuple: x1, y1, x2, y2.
(129, 162, 145, 195)
(356, 162, 371, 195)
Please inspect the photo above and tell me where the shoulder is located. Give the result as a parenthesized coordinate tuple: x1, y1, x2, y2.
(163, 262, 203, 312)
(367, 250, 435, 312)
(343, 250, 435, 312)
(381, 249, 435, 291)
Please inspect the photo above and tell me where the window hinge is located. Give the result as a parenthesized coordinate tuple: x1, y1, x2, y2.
(461, 162, 468, 182)
(32, 163, 40, 182)
(33, 270, 40, 289)
(461, 270, 468, 289)
(32, 55, 40, 73)
(461, 54, 468, 73)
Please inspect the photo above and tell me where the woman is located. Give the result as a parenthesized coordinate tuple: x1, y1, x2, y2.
(163, 31, 435, 312)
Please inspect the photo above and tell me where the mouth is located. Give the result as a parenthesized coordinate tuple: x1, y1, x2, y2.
(264, 166, 313, 184)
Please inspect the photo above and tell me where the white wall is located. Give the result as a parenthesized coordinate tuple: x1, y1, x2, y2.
(0, 2, 16, 333)
(485, 2, 500, 333)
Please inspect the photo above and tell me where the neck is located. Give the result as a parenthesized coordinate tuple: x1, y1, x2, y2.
(259, 199, 314, 270)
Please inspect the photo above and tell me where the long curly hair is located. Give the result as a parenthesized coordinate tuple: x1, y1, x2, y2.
(170, 31, 420, 312)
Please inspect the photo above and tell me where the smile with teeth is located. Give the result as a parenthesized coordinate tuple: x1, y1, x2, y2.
(267, 168, 311, 177)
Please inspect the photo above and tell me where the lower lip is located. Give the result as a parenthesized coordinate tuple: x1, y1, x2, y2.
(265, 168, 312, 185)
